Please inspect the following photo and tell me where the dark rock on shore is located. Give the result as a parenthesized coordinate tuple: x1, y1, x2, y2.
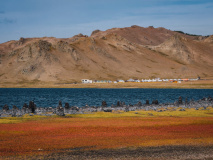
(1, 97, 213, 117)
(152, 99, 159, 105)
(137, 101, 142, 106)
(29, 101, 36, 113)
(103, 108, 112, 112)
(56, 101, 65, 116)
(102, 101, 107, 107)
(178, 96, 183, 105)
(3, 104, 9, 111)
(64, 103, 69, 109)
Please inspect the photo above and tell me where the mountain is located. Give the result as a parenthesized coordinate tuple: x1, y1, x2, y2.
(0, 26, 213, 84)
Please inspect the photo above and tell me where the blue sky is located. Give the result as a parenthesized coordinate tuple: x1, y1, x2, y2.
(0, 0, 213, 43)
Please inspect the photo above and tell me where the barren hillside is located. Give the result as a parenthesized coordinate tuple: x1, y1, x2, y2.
(0, 26, 213, 84)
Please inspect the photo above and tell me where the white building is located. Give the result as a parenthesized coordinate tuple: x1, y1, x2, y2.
(155, 78, 161, 81)
(81, 79, 93, 83)
(134, 79, 140, 82)
(141, 79, 152, 82)
(127, 78, 135, 82)
(117, 80, 125, 83)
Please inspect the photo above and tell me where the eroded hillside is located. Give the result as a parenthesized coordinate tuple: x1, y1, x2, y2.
(0, 26, 213, 84)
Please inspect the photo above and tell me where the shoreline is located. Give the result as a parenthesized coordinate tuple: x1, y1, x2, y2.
(0, 79, 213, 89)
(1, 97, 213, 118)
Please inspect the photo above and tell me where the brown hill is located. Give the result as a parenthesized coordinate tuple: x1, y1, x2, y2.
(150, 34, 213, 64)
(91, 25, 203, 45)
(0, 26, 213, 84)
(204, 35, 213, 44)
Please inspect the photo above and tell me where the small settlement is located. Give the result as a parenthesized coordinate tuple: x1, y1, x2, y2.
(81, 77, 200, 84)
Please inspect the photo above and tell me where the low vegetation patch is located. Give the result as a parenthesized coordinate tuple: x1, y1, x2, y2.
(0, 107, 213, 158)
(0, 115, 213, 158)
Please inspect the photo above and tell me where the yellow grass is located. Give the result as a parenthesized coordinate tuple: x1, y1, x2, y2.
(1, 107, 213, 124)
(0, 114, 52, 124)
(71, 107, 213, 118)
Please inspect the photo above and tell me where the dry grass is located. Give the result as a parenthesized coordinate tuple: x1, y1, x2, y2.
(0, 80, 213, 88)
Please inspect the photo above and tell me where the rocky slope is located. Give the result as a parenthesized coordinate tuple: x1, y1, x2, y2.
(0, 26, 213, 83)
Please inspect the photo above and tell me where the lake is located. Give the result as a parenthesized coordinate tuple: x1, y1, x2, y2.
(0, 88, 213, 109)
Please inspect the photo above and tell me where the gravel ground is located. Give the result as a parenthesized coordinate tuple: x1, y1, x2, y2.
(4, 145, 213, 160)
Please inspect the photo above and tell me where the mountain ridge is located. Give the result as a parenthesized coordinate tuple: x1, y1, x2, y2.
(0, 25, 213, 84)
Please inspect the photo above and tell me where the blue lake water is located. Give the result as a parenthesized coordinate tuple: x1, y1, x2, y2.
(0, 88, 213, 109)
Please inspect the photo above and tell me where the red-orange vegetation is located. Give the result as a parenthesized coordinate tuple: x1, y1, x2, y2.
(0, 117, 213, 156)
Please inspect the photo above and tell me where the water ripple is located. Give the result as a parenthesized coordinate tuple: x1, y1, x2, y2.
(0, 88, 212, 108)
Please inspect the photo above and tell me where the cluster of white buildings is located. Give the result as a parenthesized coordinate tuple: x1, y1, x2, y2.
(81, 78, 199, 84)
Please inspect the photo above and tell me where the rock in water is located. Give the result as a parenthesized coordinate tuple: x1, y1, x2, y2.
(3, 104, 9, 111)
(117, 101, 120, 107)
(64, 102, 70, 113)
(152, 100, 159, 105)
(22, 103, 28, 113)
(29, 101, 36, 113)
(178, 96, 183, 105)
(65, 103, 70, 109)
(102, 101, 107, 107)
(137, 101, 142, 106)
(13, 105, 18, 110)
(58, 100, 62, 107)
(22, 103, 28, 109)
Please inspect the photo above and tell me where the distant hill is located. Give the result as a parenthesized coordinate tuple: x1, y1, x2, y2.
(0, 25, 213, 84)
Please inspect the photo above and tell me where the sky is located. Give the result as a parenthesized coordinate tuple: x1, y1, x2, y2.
(0, 0, 213, 43)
